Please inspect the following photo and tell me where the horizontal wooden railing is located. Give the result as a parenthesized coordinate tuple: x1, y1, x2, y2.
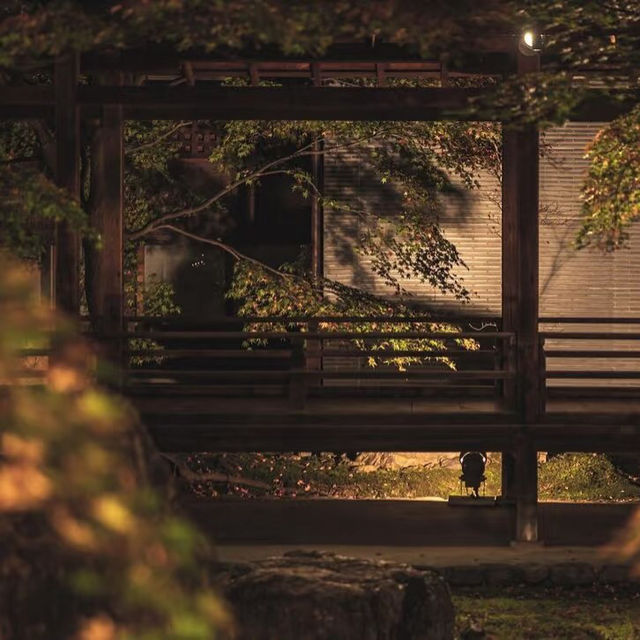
(539, 317, 640, 403)
(96, 315, 512, 406)
(12, 315, 640, 417)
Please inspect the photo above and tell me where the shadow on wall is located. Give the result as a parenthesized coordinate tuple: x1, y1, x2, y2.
(323, 123, 640, 319)
(323, 145, 475, 303)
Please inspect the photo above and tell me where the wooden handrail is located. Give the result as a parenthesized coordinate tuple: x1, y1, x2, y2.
(120, 315, 502, 324)
(110, 314, 640, 324)
(541, 331, 640, 340)
(20, 346, 503, 358)
(106, 330, 514, 340)
(545, 349, 640, 358)
(540, 317, 640, 324)
(546, 371, 640, 379)
(126, 369, 515, 379)
(125, 348, 293, 358)
(20, 320, 518, 408)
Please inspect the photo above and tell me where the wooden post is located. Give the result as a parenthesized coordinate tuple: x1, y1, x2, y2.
(90, 92, 124, 365)
(515, 434, 538, 543)
(501, 120, 519, 504)
(538, 336, 547, 417)
(501, 125, 518, 413)
(501, 451, 515, 502)
(308, 138, 324, 383)
(500, 334, 518, 500)
(311, 66, 324, 284)
(54, 54, 81, 314)
(311, 138, 324, 283)
(289, 332, 307, 410)
(501, 49, 541, 540)
(306, 318, 322, 391)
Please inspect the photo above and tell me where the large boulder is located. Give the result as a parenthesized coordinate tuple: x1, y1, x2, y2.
(216, 551, 454, 640)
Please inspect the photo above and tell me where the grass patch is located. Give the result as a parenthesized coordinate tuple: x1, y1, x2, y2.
(539, 454, 640, 502)
(184, 452, 640, 502)
(454, 585, 640, 639)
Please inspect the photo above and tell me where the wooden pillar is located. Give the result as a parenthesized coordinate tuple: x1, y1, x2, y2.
(501, 49, 541, 541)
(308, 139, 324, 377)
(90, 80, 124, 361)
(501, 451, 515, 501)
(310, 64, 324, 284)
(515, 434, 538, 542)
(54, 54, 81, 314)
(501, 125, 519, 502)
(311, 139, 324, 282)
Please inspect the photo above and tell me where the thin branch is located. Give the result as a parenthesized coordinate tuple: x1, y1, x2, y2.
(125, 121, 192, 155)
(147, 224, 296, 280)
(241, 169, 298, 182)
(161, 454, 274, 490)
(127, 140, 321, 239)
(126, 171, 302, 240)
(468, 321, 498, 331)
(128, 129, 384, 240)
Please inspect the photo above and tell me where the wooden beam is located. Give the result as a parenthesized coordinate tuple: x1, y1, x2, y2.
(54, 54, 81, 314)
(79, 41, 514, 73)
(80, 85, 481, 120)
(146, 422, 519, 453)
(141, 420, 640, 453)
(1, 85, 638, 122)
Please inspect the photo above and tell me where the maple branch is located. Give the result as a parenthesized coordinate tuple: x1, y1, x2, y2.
(145, 224, 296, 281)
(161, 454, 275, 491)
(127, 139, 320, 239)
(127, 130, 384, 240)
(125, 121, 192, 155)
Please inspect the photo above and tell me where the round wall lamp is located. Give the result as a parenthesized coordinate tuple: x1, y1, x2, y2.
(519, 27, 544, 55)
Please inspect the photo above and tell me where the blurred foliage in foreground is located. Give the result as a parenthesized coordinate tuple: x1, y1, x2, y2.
(0, 258, 232, 639)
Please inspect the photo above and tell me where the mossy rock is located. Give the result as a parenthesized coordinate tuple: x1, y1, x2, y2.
(216, 551, 454, 640)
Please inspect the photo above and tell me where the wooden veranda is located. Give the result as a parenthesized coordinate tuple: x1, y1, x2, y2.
(5, 37, 640, 544)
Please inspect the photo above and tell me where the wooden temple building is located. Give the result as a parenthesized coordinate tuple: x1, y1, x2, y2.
(3, 34, 640, 544)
